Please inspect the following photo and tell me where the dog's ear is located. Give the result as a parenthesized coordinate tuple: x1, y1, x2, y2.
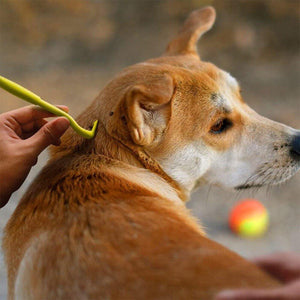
(125, 73, 174, 146)
(165, 6, 216, 56)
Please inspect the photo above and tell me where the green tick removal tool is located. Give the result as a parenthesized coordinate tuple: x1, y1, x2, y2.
(0, 75, 98, 139)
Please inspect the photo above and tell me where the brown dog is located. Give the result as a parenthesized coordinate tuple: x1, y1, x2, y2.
(3, 7, 300, 300)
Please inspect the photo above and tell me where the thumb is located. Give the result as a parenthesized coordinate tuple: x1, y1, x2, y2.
(28, 117, 70, 155)
(215, 288, 283, 300)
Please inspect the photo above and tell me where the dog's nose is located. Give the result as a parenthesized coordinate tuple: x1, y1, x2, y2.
(291, 132, 300, 160)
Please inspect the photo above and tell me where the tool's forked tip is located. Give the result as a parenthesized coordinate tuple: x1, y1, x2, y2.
(85, 119, 99, 139)
(72, 118, 99, 139)
(91, 120, 99, 137)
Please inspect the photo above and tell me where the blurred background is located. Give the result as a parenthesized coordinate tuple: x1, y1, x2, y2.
(0, 0, 299, 298)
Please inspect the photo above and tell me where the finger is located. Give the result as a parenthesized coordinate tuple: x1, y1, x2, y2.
(20, 115, 67, 136)
(252, 252, 287, 266)
(252, 253, 300, 282)
(216, 288, 284, 300)
(26, 117, 70, 155)
(5, 105, 69, 126)
(252, 252, 300, 267)
(20, 105, 69, 134)
(252, 258, 287, 282)
(21, 119, 48, 139)
(21, 118, 48, 135)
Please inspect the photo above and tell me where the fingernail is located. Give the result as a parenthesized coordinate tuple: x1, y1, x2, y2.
(56, 105, 69, 113)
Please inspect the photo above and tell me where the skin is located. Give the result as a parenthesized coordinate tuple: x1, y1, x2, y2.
(0, 105, 70, 207)
(216, 252, 300, 300)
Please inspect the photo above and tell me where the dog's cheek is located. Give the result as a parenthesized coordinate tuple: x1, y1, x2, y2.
(203, 146, 256, 188)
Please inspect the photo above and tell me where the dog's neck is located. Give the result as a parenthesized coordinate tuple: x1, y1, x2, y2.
(96, 123, 189, 202)
(51, 123, 188, 203)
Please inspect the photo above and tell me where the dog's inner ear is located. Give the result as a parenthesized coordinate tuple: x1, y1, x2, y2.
(125, 74, 174, 146)
(165, 6, 216, 57)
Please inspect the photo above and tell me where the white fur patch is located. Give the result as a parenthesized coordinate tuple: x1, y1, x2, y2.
(158, 143, 211, 192)
(223, 71, 239, 90)
(111, 164, 183, 205)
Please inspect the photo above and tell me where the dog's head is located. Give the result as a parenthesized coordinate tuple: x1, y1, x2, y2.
(56, 7, 300, 197)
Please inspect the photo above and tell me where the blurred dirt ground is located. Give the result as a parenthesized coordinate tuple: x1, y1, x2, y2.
(0, 0, 299, 298)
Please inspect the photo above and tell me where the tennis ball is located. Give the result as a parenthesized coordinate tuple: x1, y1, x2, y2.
(229, 199, 269, 238)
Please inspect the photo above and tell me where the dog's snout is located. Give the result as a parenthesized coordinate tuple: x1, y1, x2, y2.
(290, 132, 300, 160)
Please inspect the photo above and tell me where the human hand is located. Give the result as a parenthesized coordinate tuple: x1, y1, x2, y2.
(0, 105, 70, 207)
(216, 252, 300, 299)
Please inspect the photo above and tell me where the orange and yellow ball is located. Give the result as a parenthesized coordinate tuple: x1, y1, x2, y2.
(229, 199, 269, 238)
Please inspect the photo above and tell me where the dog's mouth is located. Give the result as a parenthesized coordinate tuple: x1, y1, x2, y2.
(235, 183, 263, 190)
(234, 159, 300, 190)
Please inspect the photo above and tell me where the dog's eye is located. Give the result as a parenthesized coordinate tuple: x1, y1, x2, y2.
(210, 119, 232, 134)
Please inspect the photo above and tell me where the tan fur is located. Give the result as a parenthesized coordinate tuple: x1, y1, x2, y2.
(3, 6, 299, 299)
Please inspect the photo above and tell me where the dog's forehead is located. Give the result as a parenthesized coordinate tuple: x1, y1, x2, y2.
(191, 66, 239, 112)
(184, 61, 240, 99)
(133, 58, 241, 113)
(209, 92, 232, 114)
(211, 70, 241, 111)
